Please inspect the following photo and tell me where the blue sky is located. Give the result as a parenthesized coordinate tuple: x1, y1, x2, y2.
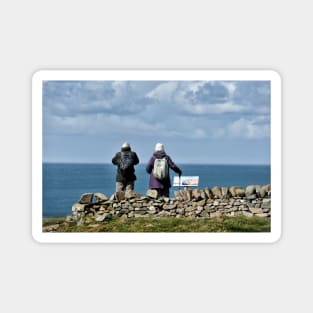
(43, 80, 270, 164)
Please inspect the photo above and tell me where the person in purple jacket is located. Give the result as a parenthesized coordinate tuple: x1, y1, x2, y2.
(146, 143, 182, 199)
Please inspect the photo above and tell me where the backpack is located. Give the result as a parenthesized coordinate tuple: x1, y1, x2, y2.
(119, 152, 132, 174)
(153, 157, 169, 180)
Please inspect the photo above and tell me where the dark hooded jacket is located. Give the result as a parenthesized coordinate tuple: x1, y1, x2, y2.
(146, 151, 182, 189)
(112, 147, 139, 182)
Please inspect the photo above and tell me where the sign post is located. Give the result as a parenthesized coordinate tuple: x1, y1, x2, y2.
(173, 176, 199, 190)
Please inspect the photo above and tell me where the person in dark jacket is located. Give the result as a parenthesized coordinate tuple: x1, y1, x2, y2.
(112, 142, 139, 192)
(146, 143, 182, 198)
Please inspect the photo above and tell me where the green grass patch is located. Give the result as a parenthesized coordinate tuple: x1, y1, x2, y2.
(43, 215, 270, 233)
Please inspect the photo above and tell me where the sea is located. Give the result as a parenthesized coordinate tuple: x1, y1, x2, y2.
(43, 163, 270, 217)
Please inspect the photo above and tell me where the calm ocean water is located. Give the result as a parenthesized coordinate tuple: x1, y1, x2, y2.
(43, 163, 270, 217)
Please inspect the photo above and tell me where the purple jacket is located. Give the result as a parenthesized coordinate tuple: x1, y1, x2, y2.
(146, 151, 182, 189)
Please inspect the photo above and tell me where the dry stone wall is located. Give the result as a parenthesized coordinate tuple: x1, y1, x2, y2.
(67, 184, 271, 223)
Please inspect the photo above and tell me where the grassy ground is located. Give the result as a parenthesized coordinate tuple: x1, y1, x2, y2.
(43, 215, 270, 233)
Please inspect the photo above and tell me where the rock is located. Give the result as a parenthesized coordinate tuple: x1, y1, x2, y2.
(246, 194, 257, 200)
(196, 199, 206, 207)
(221, 187, 230, 199)
(146, 189, 158, 199)
(157, 211, 171, 217)
(148, 206, 157, 214)
(94, 193, 108, 202)
(200, 211, 210, 217)
(249, 207, 264, 214)
(42, 224, 60, 232)
(229, 186, 246, 197)
(95, 213, 111, 222)
(229, 186, 239, 197)
(200, 190, 208, 200)
(210, 211, 222, 218)
(163, 204, 177, 210)
(261, 199, 271, 209)
(128, 211, 135, 218)
(185, 190, 193, 201)
(115, 191, 125, 201)
(125, 190, 141, 199)
(260, 184, 271, 197)
(192, 189, 202, 200)
(176, 208, 185, 215)
(174, 191, 184, 200)
(204, 187, 214, 199)
(78, 193, 94, 204)
(72, 203, 87, 212)
(246, 185, 257, 197)
(255, 213, 270, 218)
(242, 211, 253, 217)
(77, 217, 85, 226)
(212, 186, 222, 199)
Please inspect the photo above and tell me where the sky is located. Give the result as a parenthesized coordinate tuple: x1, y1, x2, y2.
(43, 80, 271, 164)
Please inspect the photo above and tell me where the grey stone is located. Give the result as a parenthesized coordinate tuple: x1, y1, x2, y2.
(210, 211, 222, 218)
(163, 204, 177, 210)
(246, 194, 257, 200)
(157, 211, 171, 217)
(242, 211, 253, 217)
(196, 199, 206, 207)
(255, 213, 270, 218)
(94, 193, 108, 202)
(200, 190, 208, 200)
(115, 191, 125, 201)
(95, 213, 111, 222)
(128, 211, 135, 218)
(78, 193, 94, 204)
(183, 190, 193, 201)
(233, 187, 246, 197)
(221, 187, 230, 199)
(204, 187, 213, 199)
(77, 217, 85, 226)
(261, 200, 271, 209)
(148, 206, 157, 214)
(246, 185, 257, 197)
(146, 189, 158, 199)
(42, 224, 60, 232)
(192, 189, 202, 200)
(72, 203, 87, 212)
(176, 208, 185, 215)
(212, 186, 222, 199)
(249, 207, 264, 214)
(125, 190, 141, 199)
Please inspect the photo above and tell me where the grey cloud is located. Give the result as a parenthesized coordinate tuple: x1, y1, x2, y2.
(43, 81, 156, 117)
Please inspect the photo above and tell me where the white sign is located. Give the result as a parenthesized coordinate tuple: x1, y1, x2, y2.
(173, 176, 199, 187)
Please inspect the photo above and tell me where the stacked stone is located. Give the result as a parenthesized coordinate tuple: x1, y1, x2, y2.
(68, 184, 271, 224)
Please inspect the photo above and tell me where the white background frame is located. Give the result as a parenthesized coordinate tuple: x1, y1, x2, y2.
(32, 69, 281, 243)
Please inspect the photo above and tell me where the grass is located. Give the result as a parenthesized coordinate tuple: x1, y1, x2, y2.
(43, 215, 270, 233)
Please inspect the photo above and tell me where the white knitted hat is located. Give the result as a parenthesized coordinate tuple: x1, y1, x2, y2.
(122, 142, 130, 148)
(155, 143, 164, 152)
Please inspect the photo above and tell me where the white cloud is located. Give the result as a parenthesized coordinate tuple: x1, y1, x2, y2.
(217, 117, 270, 139)
(221, 82, 237, 94)
(146, 81, 179, 102)
(181, 102, 246, 115)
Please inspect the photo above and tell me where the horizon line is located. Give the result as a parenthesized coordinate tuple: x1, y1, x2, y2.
(42, 161, 270, 166)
